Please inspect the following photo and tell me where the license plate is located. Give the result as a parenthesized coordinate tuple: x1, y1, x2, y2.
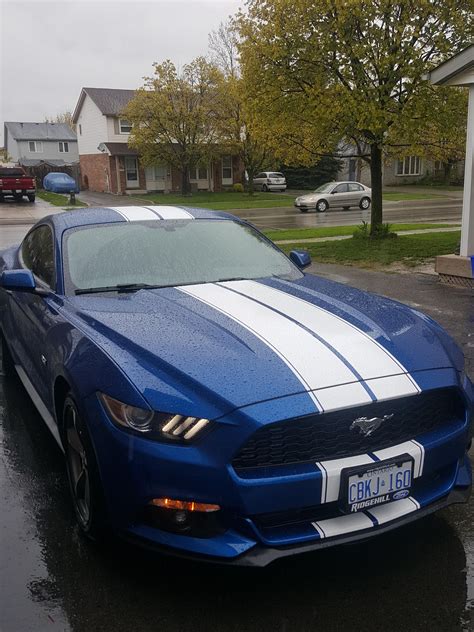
(342, 456, 413, 513)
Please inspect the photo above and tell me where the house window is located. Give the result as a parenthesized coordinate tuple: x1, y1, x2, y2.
(58, 142, 69, 153)
(197, 165, 208, 180)
(396, 156, 421, 176)
(28, 141, 43, 153)
(119, 119, 132, 134)
(222, 155, 233, 181)
(145, 165, 167, 180)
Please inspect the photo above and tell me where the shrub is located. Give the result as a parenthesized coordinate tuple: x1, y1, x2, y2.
(231, 183, 244, 193)
(352, 221, 397, 240)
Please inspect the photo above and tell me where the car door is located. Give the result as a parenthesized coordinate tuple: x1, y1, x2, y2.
(329, 183, 349, 208)
(347, 182, 364, 205)
(11, 225, 61, 406)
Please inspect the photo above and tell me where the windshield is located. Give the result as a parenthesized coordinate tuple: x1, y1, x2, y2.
(314, 183, 334, 193)
(63, 219, 301, 294)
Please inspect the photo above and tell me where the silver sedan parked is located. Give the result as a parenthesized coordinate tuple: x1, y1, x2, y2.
(294, 181, 371, 212)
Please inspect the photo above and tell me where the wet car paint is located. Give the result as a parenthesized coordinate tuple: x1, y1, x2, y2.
(1, 264, 473, 631)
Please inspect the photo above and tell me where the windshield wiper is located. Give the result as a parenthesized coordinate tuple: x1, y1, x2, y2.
(75, 283, 160, 295)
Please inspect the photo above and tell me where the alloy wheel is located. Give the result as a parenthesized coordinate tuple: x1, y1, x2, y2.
(65, 404, 91, 526)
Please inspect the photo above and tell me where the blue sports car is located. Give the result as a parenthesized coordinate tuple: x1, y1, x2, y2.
(0, 205, 472, 566)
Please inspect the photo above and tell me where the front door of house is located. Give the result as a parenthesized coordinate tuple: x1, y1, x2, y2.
(125, 156, 139, 188)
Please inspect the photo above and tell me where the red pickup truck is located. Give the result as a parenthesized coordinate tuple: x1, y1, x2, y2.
(0, 167, 36, 202)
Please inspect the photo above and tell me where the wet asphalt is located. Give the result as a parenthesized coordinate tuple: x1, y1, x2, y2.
(1, 262, 473, 632)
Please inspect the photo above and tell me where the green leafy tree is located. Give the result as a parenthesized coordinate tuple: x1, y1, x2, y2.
(237, 0, 473, 234)
(124, 58, 223, 195)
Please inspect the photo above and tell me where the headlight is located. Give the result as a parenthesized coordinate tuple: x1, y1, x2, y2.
(99, 393, 210, 442)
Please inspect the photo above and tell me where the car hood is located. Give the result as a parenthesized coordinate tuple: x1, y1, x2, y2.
(65, 276, 460, 417)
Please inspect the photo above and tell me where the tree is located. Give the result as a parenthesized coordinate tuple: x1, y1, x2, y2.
(209, 21, 272, 195)
(45, 110, 75, 131)
(237, 0, 473, 234)
(124, 58, 223, 195)
(281, 155, 343, 190)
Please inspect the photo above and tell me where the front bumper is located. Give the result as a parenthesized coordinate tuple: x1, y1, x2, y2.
(295, 202, 313, 210)
(119, 481, 471, 567)
(83, 375, 473, 566)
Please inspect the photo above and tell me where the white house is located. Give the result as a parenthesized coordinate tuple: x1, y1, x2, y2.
(4, 122, 79, 166)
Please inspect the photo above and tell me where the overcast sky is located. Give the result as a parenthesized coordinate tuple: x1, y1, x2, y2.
(0, 0, 241, 144)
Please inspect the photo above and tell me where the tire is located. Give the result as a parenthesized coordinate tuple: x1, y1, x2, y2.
(262, 184, 268, 192)
(360, 196, 371, 210)
(63, 394, 107, 540)
(316, 199, 328, 213)
(27, 194, 35, 203)
(1, 332, 15, 378)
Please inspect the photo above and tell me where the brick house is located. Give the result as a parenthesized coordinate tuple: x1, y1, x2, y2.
(72, 87, 243, 194)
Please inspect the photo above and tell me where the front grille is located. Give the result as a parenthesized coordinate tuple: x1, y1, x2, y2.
(232, 388, 465, 471)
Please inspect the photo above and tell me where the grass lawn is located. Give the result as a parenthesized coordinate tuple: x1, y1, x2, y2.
(264, 223, 457, 242)
(37, 190, 87, 208)
(131, 190, 453, 210)
(279, 231, 461, 268)
(382, 192, 447, 201)
(133, 191, 292, 210)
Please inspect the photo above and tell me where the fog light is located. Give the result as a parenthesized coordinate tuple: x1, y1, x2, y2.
(145, 498, 224, 538)
(150, 498, 220, 512)
(174, 510, 189, 525)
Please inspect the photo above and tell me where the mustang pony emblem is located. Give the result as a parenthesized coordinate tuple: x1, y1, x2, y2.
(350, 414, 394, 437)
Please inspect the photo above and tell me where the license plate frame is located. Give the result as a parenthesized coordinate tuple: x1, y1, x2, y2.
(340, 454, 414, 514)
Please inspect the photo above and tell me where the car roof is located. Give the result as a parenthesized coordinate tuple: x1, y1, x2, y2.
(42, 205, 240, 235)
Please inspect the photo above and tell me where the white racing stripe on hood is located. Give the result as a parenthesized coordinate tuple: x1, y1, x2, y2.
(179, 283, 373, 411)
(109, 206, 161, 221)
(221, 280, 420, 399)
(145, 205, 194, 219)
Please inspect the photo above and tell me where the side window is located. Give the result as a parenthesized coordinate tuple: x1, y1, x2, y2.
(334, 183, 348, 193)
(348, 183, 363, 192)
(255, 173, 266, 179)
(21, 225, 55, 288)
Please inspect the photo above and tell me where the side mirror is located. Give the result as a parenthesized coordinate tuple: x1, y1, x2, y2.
(289, 249, 311, 269)
(0, 269, 42, 293)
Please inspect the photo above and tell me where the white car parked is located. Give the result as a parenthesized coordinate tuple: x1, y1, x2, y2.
(253, 171, 287, 192)
(294, 181, 372, 212)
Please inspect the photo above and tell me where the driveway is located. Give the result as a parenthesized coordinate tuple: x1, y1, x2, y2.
(0, 197, 61, 225)
(0, 198, 63, 249)
(0, 264, 472, 632)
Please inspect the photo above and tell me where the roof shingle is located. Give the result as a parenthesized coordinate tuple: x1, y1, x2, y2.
(83, 87, 135, 116)
(4, 122, 77, 141)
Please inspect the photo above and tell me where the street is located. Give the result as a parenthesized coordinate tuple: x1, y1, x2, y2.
(0, 194, 463, 250)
